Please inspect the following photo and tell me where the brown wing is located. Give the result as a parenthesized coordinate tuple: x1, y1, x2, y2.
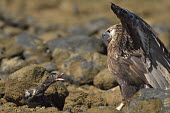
(108, 46, 148, 88)
(107, 49, 148, 99)
(120, 55, 148, 86)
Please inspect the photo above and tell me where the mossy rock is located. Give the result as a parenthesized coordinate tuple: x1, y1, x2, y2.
(4, 65, 46, 105)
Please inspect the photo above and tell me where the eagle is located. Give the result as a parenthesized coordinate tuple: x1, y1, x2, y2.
(102, 3, 170, 110)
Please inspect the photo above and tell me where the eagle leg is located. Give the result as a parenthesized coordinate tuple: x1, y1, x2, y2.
(116, 84, 139, 110)
(116, 102, 125, 110)
(120, 84, 139, 99)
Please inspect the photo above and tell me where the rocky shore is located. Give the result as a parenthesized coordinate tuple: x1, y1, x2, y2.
(0, 1, 170, 113)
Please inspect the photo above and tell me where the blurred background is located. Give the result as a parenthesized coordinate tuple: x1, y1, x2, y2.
(0, 0, 169, 47)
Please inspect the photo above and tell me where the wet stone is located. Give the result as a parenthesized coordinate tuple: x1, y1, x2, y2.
(47, 35, 107, 54)
(15, 33, 44, 50)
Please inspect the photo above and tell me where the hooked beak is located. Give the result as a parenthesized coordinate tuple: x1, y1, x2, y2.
(51, 72, 65, 81)
(56, 73, 64, 81)
(102, 31, 111, 43)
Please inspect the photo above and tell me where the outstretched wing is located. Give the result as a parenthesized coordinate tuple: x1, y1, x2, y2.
(136, 21, 170, 89)
(111, 3, 170, 89)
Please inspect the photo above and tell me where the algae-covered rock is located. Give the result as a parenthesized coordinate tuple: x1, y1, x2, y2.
(52, 48, 74, 66)
(23, 49, 51, 64)
(0, 38, 23, 60)
(0, 79, 6, 96)
(53, 49, 107, 85)
(4, 26, 24, 36)
(127, 88, 170, 113)
(64, 85, 124, 113)
(3, 65, 68, 110)
(40, 62, 58, 72)
(44, 81, 69, 110)
(93, 69, 118, 90)
(86, 106, 122, 113)
(25, 80, 69, 110)
(128, 99, 162, 113)
(0, 104, 60, 113)
(4, 65, 46, 105)
(64, 90, 107, 112)
(99, 86, 123, 108)
(1, 57, 28, 73)
(61, 56, 99, 85)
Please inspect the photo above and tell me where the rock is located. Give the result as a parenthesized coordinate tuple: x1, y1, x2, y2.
(24, 73, 69, 110)
(39, 32, 57, 41)
(1, 57, 27, 73)
(63, 88, 107, 112)
(53, 49, 107, 85)
(67, 25, 87, 35)
(52, 48, 74, 66)
(0, 38, 23, 60)
(86, 106, 122, 113)
(0, 104, 59, 113)
(3, 26, 23, 37)
(93, 69, 118, 90)
(127, 88, 170, 113)
(0, 79, 5, 96)
(64, 85, 124, 112)
(38, 30, 69, 41)
(1, 102, 17, 107)
(23, 15, 36, 27)
(0, 47, 4, 56)
(78, 85, 123, 109)
(45, 81, 69, 110)
(4, 65, 46, 105)
(0, 72, 9, 80)
(2, 13, 30, 30)
(66, 18, 111, 36)
(37, 23, 61, 32)
(41, 62, 58, 72)
(84, 18, 111, 35)
(31, 23, 63, 35)
(101, 86, 123, 108)
(15, 33, 45, 50)
(23, 49, 51, 64)
(0, 20, 5, 29)
(63, 58, 99, 85)
(47, 35, 107, 54)
(4, 65, 68, 110)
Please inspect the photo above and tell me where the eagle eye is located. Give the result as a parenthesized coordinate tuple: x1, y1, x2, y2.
(107, 29, 112, 33)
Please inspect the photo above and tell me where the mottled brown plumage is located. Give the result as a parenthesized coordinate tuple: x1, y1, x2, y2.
(105, 24, 148, 100)
(102, 3, 170, 109)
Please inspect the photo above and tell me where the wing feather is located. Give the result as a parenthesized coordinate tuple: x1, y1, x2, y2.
(136, 21, 170, 89)
(118, 56, 148, 86)
(112, 5, 170, 89)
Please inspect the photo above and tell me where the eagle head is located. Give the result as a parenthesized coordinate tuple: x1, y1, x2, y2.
(101, 24, 122, 45)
